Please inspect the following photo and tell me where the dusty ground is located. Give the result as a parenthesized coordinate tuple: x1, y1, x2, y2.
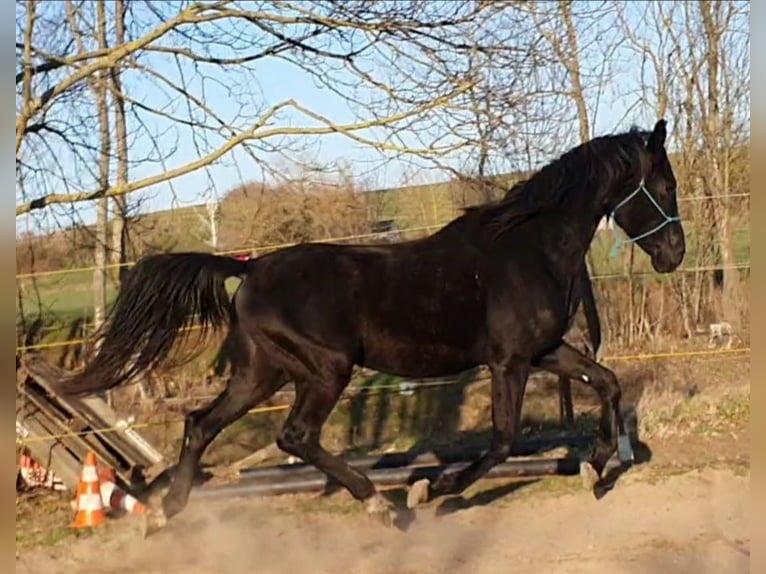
(16, 354, 750, 573)
(16, 459, 750, 574)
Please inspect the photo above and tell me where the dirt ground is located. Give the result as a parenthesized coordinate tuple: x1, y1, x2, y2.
(16, 459, 750, 574)
(16, 355, 750, 573)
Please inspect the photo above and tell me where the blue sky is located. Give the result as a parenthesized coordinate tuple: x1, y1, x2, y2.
(16, 1, 749, 235)
(119, 5, 645, 211)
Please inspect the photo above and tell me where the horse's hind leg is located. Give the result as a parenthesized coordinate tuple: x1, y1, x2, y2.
(276, 374, 396, 526)
(143, 346, 287, 536)
(536, 342, 631, 493)
(558, 375, 575, 428)
(408, 355, 529, 508)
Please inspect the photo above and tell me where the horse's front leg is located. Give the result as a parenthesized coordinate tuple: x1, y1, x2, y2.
(407, 355, 529, 508)
(536, 342, 633, 493)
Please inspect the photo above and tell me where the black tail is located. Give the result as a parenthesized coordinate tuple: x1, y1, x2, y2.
(59, 252, 247, 397)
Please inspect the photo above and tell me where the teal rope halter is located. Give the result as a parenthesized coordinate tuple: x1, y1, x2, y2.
(608, 179, 681, 258)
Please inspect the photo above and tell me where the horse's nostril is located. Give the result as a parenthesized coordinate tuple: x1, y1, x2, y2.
(670, 230, 685, 250)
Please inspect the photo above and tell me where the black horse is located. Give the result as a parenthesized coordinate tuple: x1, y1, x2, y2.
(504, 179, 603, 428)
(58, 119, 684, 534)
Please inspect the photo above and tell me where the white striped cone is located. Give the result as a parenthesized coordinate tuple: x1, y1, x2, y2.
(98, 468, 146, 515)
(18, 453, 66, 491)
(71, 452, 106, 528)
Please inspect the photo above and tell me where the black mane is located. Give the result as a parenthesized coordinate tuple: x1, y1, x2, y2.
(467, 128, 649, 239)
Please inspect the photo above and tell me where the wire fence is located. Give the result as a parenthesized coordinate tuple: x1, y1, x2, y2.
(15, 258, 750, 353)
(15, 192, 750, 283)
(15, 191, 750, 363)
(15, 346, 750, 446)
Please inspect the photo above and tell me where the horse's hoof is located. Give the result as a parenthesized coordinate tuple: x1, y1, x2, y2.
(365, 494, 396, 528)
(141, 506, 167, 538)
(580, 461, 600, 492)
(372, 508, 397, 528)
(407, 479, 431, 509)
(618, 434, 635, 464)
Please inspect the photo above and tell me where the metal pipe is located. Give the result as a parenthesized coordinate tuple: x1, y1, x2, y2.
(238, 436, 593, 482)
(192, 456, 611, 500)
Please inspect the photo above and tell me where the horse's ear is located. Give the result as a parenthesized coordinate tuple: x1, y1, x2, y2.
(647, 119, 667, 151)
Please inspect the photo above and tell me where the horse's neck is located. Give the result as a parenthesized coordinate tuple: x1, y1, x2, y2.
(549, 186, 605, 269)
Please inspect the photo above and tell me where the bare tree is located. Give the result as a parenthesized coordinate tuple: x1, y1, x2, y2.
(616, 0, 750, 334)
(696, 0, 750, 331)
(390, 2, 624, 210)
(15, 0, 750, 355)
(109, 0, 130, 285)
(62, 0, 111, 330)
(15, 1, 513, 220)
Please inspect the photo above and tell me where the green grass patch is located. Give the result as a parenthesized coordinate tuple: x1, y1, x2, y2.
(15, 492, 83, 550)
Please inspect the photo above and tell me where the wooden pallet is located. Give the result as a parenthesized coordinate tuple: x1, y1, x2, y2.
(16, 353, 165, 493)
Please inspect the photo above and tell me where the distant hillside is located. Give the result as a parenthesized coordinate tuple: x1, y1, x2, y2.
(15, 141, 749, 280)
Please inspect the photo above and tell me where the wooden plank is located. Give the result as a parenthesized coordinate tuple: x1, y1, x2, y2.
(230, 442, 284, 471)
(19, 353, 166, 489)
(21, 353, 164, 469)
(27, 391, 147, 485)
(66, 392, 158, 469)
(79, 395, 164, 466)
(20, 393, 123, 474)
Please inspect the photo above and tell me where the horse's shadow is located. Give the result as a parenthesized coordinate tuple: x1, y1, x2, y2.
(322, 367, 654, 527)
(203, 335, 655, 528)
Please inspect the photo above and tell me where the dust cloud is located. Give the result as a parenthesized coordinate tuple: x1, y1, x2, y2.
(17, 467, 750, 574)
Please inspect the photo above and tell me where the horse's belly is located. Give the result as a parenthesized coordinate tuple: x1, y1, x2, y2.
(360, 332, 483, 379)
(362, 353, 479, 379)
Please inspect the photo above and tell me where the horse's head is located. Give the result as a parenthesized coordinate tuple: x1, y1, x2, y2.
(608, 119, 685, 273)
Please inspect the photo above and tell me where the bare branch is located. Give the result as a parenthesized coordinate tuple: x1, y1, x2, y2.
(17, 78, 474, 216)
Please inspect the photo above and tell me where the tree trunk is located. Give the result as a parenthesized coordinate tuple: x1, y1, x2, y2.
(110, 0, 129, 285)
(700, 0, 742, 331)
(559, 0, 590, 143)
(92, 1, 110, 332)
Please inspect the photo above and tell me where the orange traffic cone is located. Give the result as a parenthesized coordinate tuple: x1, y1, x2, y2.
(70, 451, 106, 528)
(98, 467, 146, 516)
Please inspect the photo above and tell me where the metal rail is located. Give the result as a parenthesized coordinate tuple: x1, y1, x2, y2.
(193, 456, 622, 500)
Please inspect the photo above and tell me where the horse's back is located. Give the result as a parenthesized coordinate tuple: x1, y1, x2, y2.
(234, 237, 489, 376)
